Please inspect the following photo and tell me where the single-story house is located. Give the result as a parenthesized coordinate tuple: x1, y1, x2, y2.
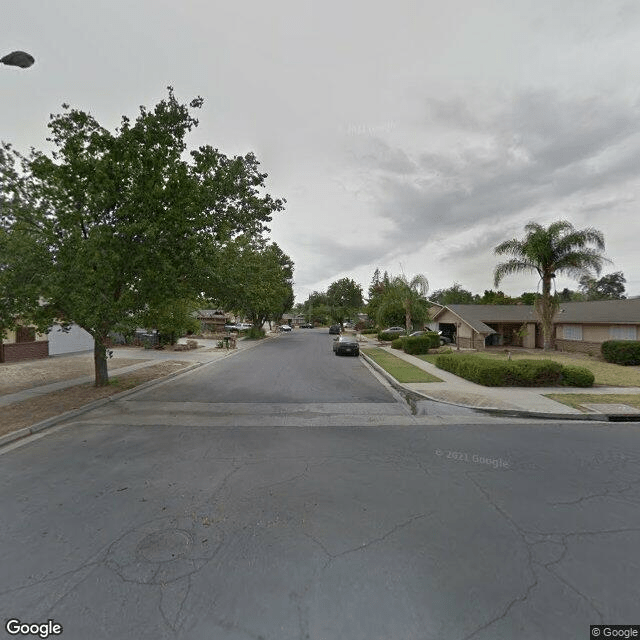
(0, 325, 49, 363)
(554, 299, 640, 353)
(195, 309, 228, 334)
(430, 298, 640, 353)
(0, 322, 94, 363)
(431, 304, 540, 349)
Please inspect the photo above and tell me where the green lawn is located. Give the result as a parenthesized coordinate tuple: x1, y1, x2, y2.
(362, 349, 442, 383)
(417, 350, 640, 387)
(544, 393, 640, 412)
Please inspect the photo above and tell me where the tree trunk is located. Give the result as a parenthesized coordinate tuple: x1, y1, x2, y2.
(538, 277, 555, 352)
(94, 336, 109, 387)
(404, 301, 411, 333)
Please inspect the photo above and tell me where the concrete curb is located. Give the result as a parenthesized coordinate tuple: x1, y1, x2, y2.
(359, 351, 639, 423)
(0, 339, 268, 449)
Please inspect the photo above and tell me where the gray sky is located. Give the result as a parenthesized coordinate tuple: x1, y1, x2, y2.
(4, 0, 640, 301)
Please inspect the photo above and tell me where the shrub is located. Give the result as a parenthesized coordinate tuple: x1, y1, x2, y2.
(361, 328, 379, 334)
(435, 354, 572, 387)
(378, 331, 405, 341)
(245, 327, 266, 339)
(402, 333, 440, 355)
(391, 337, 404, 350)
(601, 340, 640, 366)
(561, 365, 595, 387)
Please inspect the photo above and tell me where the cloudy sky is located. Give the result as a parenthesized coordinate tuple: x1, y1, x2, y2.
(3, 1, 640, 301)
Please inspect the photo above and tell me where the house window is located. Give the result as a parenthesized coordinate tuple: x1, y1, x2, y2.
(562, 325, 583, 341)
(609, 326, 637, 341)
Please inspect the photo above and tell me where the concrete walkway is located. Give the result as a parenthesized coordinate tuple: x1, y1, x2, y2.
(0, 337, 261, 407)
(360, 337, 640, 416)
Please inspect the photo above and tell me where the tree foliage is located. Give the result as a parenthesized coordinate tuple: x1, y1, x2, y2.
(494, 220, 609, 350)
(213, 237, 294, 328)
(430, 282, 475, 305)
(375, 273, 430, 332)
(326, 278, 363, 326)
(0, 89, 285, 384)
(579, 271, 626, 300)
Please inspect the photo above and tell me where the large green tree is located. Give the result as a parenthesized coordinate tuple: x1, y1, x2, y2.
(579, 271, 626, 300)
(430, 282, 475, 305)
(326, 278, 363, 327)
(494, 220, 609, 350)
(376, 274, 430, 333)
(0, 89, 284, 384)
(213, 237, 294, 329)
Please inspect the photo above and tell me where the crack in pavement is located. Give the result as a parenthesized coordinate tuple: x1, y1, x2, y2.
(463, 468, 640, 636)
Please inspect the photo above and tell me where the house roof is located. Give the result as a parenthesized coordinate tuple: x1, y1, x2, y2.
(434, 304, 537, 335)
(433, 299, 640, 334)
(197, 309, 226, 318)
(555, 298, 640, 324)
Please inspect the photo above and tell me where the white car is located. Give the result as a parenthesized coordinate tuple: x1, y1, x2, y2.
(279, 325, 292, 332)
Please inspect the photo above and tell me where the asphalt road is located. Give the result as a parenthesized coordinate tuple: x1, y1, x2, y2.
(1, 330, 639, 639)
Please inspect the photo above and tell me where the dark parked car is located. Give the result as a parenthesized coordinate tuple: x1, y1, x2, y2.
(329, 325, 341, 334)
(409, 330, 451, 345)
(332, 335, 360, 356)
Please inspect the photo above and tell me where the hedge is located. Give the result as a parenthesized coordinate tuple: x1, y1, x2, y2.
(402, 333, 440, 355)
(601, 340, 640, 366)
(435, 354, 594, 387)
(391, 337, 405, 350)
(378, 331, 406, 341)
(561, 365, 595, 387)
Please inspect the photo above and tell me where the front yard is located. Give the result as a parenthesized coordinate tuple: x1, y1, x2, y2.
(362, 348, 442, 383)
(417, 349, 640, 387)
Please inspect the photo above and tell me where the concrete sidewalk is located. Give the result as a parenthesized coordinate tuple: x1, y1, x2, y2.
(0, 336, 262, 407)
(360, 337, 640, 417)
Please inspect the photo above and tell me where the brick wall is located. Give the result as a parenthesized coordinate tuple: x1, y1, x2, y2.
(554, 339, 602, 355)
(1, 341, 49, 363)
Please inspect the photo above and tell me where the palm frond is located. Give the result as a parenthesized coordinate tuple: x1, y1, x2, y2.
(494, 259, 538, 286)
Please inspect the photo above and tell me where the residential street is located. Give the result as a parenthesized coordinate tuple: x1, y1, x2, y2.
(1, 329, 639, 639)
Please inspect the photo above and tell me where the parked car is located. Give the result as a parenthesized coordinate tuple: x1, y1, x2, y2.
(329, 325, 341, 334)
(236, 322, 253, 330)
(279, 324, 292, 332)
(332, 335, 360, 356)
(383, 326, 406, 335)
(224, 323, 239, 331)
(300, 322, 313, 328)
(409, 329, 452, 345)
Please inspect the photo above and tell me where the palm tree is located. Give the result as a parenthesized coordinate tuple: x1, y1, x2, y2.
(377, 274, 430, 333)
(493, 220, 609, 350)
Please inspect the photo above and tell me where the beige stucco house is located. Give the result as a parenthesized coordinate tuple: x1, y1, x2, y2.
(430, 298, 640, 353)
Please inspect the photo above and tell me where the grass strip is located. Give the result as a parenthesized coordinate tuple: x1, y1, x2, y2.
(544, 393, 640, 412)
(363, 348, 442, 383)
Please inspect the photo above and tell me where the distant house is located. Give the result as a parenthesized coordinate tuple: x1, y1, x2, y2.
(195, 309, 228, 334)
(430, 299, 640, 353)
(281, 313, 305, 327)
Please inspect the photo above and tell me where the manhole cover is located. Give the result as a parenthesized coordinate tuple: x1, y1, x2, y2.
(137, 529, 192, 562)
(105, 515, 222, 584)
